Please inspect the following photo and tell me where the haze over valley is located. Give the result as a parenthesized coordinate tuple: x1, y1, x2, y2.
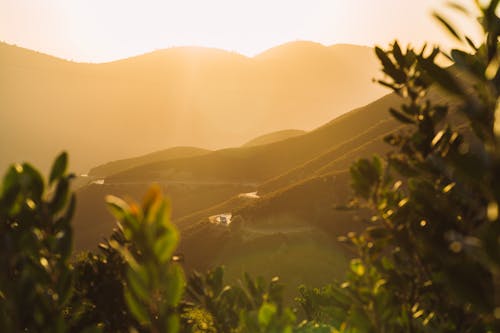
(3, 1, 494, 330)
(0, 41, 386, 174)
(0, 37, 417, 290)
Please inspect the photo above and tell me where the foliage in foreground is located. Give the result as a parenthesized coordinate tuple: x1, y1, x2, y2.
(1, 0, 500, 332)
(0, 154, 299, 333)
(298, 1, 500, 332)
(0, 152, 79, 332)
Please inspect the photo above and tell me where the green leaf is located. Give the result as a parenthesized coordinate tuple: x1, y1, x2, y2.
(258, 302, 277, 327)
(433, 12, 462, 41)
(125, 289, 150, 325)
(1, 165, 22, 212)
(55, 194, 76, 231)
(127, 267, 150, 302)
(418, 56, 465, 96)
(109, 239, 140, 272)
(154, 228, 178, 263)
(21, 163, 44, 200)
(350, 259, 365, 276)
(164, 264, 185, 306)
(389, 107, 416, 124)
(465, 36, 478, 50)
(57, 269, 74, 306)
(49, 152, 68, 185)
(142, 184, 161, 216)
(451, 49, 485, 78)
(106, 195, 131, 220)
(106, 195, 140, 233)
(56, 226, 73, 261)
(392, 41, 406, 68)
(446, 1, 469, 15)
(49, 177, 70, 214)
(212, 266, 224, 295)
(164, 314, 180, 333)
(375, 47, 406, 83)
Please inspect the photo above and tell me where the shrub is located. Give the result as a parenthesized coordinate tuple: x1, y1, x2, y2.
(299, 0, 500, 331)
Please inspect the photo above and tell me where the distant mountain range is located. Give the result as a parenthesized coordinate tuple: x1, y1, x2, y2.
(0, 41, 386, 173)
(1, 39, 406, 292)
(72, 91, 408, 292)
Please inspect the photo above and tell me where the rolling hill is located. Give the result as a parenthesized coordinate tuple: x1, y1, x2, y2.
(69, 87, 417, 295)
(0, 41, 386, 174)
(242, 129, 306, 147)
(88, 146, 211, 178)
(72, 92, 403, 251)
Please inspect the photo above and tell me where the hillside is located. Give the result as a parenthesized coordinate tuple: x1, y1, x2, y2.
(69, 88, 413, 296)
(242, 129, 306, 147)
(105, 93, 401, 184)
(0, 41, 385, 174)
(73, 92, 402, 250)
(88, 146, 210, 177)
(173, 95, 404, 234)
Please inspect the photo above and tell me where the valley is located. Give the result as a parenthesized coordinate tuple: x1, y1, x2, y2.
(0, 38, 418, 298)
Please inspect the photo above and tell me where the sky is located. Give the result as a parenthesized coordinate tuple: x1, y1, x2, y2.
(0, 0, 482, 63)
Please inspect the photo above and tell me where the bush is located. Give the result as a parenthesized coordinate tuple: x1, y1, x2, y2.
(0, 152, 82, 332)
(1, 1, 498, 332)
(299, 0, 500, 331)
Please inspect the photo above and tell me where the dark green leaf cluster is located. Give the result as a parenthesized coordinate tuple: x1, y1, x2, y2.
(105, 185, 185, 333)
(300, 1, 500, 332)
(0, 152, 94, 332)
(2, 1, 499, 332)
(0, 155, 300, 333)
(184, 267, 295, 333)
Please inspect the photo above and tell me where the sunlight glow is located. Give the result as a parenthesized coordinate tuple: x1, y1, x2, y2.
(0, 0, 480, 62)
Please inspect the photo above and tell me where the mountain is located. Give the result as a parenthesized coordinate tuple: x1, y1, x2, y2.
(0, 41, 385, 174)
(72, 92, 402, 248)
(104, 93, 401, 185)
(88, 146, 210, 178)
(69, 89, 411, 294)
(242, 129, 306, 147)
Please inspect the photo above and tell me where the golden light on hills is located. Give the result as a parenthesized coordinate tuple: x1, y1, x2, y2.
(0, 42, 386, 173)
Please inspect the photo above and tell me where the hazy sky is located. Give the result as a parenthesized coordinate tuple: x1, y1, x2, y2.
(0, 0, 481, 63)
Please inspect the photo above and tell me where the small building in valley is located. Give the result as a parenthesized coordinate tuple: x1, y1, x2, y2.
(209, 213, 232, 226)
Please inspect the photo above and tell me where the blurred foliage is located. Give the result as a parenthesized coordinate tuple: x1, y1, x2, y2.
(1, 1, 499, 332)
(298, 0, 500, 332)
(0, 154, 296, 333)
(0, 152, 99, 332)
(70, 242, 135, 332)
(184, 266, 295, 333)
(104, 185, 185, 333)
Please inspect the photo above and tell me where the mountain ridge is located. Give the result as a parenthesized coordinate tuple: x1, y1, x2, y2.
(0, 40, 372, 64)
(1, 40, 385, 173)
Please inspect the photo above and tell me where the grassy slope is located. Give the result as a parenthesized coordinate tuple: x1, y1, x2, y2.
(242, 129, 306, 147)
(173, 93, 409, 289)
(170, 92, 400, 226)
(74, 92, 401, 251)
(73, 91, 406, 294)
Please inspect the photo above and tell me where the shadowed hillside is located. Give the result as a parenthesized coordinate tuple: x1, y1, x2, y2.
(0, 41, 385, 173)
(88, 146, 210, 178)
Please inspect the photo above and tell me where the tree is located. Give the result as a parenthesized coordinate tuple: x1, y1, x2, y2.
(0, 152, 100, 332)
(106, 185, 185, 333)
(299, 0, 500, 331)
